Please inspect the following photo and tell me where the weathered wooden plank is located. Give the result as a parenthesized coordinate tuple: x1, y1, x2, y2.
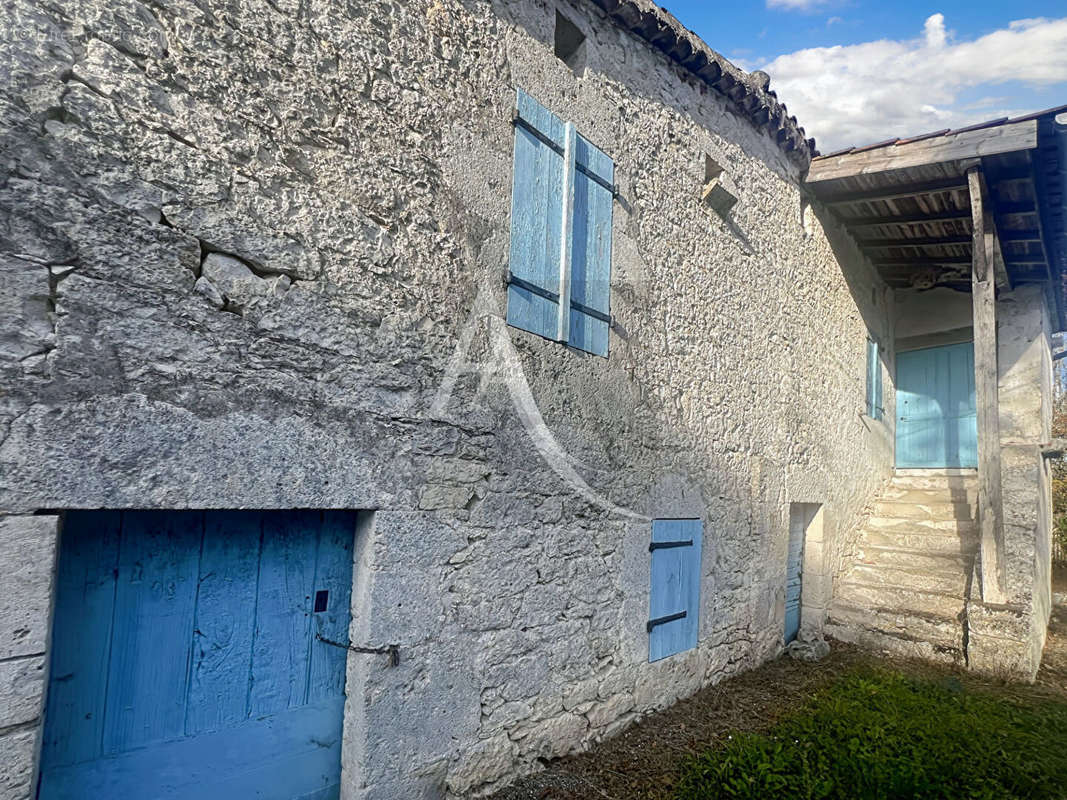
(821, 177, 968, 207)
(871, 255, 971, 266)
(185, 512, 263, 736)
(102, 511, 202, 755)
(859, 234, 971, 248)
(845, 209, 971, 229)
(569, 132, 614, 357)
(41, 511, 122, 767)
(968, 167, 1007, 604)
(248, 511, 317, 716)
(808, 119, 1038, 183)
(307, 511, 357, 705)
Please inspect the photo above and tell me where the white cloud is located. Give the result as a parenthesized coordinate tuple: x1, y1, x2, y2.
(766, 0, 829, 10)
(758, 14, 1067, 151)
(827, 16, 844, 27)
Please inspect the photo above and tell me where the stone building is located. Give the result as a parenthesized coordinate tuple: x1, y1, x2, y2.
(0, 0, 1062, 798)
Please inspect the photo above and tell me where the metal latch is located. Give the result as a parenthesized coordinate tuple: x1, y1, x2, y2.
(316, 634, 400, 667)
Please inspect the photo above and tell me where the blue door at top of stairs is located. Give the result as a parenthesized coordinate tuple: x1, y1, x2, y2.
(896, 341, 978, 469)
(38, 510, 356, 800)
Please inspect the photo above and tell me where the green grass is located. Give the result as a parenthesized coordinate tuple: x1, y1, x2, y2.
(676, 668, 1067, 800)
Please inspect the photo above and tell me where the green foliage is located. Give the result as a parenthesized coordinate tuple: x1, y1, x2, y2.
(675, 669, 1067, 800)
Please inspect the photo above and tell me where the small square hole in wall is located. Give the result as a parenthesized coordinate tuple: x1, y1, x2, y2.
(701, 153, 737, 216)
(554, 10, 587, 73)
(704, 154, 724, 184)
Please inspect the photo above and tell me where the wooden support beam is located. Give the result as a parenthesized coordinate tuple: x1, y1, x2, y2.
(806, 119, 1038, 183)
(822, 177, 968, 207)
(859, 234, 972, 248)
(844, 209, 971, 230)
(968, 166, 1007, 604)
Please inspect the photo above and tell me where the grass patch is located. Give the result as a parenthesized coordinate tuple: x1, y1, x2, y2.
(676, 668, 1067, 800)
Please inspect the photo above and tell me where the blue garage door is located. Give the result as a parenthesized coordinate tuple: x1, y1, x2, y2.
(896, 341, 978, 469)
(39, 510, 355, 800)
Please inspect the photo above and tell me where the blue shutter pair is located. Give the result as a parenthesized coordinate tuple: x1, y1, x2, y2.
(648, 519, 702, 662)
(506, 89, 614, 357)
(866, 338, 883, 419)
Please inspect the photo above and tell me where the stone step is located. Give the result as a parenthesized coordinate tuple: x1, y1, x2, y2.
(835, 581, 967, 619)
(866, 516, 978, 536)
(857, 546, 974, 573)
(864, 528, 977, 554)
(828, 603, 964, 650)
(889, 473, 977, 492)
(825, 620, 965, 666)
(872, 499, 976, 521)
(848, 564, 968, 595)
(894, 468, 978, 478)
(881, 487, 978, 505)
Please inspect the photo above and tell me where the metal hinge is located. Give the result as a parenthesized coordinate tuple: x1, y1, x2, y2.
(504, 270, 616, 329)
(649, 539, 693, 552)
(646, 610, 687, 633)
(316, 634, 400, 667)
(511, 113, 620, 199)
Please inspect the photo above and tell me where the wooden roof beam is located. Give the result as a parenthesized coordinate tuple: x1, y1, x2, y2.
(871, 255, 971, 266)
(822, 177, 968, 207)
(844, 209, 971, 230)
(807, 119, 1038, 183)
(859, 234, 972, 248)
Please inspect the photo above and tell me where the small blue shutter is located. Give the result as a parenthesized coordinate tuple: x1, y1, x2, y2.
(648, 519, 702, 662)
(507, 89, 567, 341)
(569, 134, 614, 357)
(866, 338, 882, 420)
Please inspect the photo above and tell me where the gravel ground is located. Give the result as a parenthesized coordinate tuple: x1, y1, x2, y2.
(487, 612, 1067, 800)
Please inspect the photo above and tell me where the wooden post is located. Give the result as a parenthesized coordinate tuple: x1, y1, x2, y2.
(967, 166, 1007, 604)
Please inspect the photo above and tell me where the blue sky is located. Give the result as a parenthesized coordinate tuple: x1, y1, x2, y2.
(658, 1, 1067, 151)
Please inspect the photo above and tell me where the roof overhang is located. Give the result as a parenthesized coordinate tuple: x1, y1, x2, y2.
(804, 108, 1067, 329)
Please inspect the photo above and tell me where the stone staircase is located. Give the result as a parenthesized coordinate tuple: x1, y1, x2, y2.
(827, 469, 978, 666)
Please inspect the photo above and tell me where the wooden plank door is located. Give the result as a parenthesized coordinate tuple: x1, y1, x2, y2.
(896, 342, 978, 468)
(784, 508, 806, 644)
(39, 510, 356, 800)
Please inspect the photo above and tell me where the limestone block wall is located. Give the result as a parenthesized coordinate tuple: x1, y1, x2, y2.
(0, 517, 58, 800)
(0, 0, 892, 796)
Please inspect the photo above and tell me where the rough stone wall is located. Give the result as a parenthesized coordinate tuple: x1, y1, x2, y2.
(0, 516, 58, 800)
(969, 284, 1055, 679)
(0, 0, 892, 797)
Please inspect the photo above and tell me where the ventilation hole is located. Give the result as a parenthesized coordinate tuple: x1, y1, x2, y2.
(314, 590, 329, 613)
(554, 10, 587, 72)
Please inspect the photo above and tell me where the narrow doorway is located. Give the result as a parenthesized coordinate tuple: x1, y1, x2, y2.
(786, 504, 820, 643)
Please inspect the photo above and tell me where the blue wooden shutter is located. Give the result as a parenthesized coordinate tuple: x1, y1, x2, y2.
(866, 338, 882, 419)
(569, 134, 614, 356)
(507, 90, 567, 341)
(648, 519, 702, 662)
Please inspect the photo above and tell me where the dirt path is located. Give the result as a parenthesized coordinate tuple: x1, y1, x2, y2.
(489, 627, 1067, 800)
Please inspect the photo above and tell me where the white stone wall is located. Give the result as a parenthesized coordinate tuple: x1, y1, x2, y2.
(966, 285, 1055, 678)
(0, 517, 58, 800)
(0, 0, 893, 796)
